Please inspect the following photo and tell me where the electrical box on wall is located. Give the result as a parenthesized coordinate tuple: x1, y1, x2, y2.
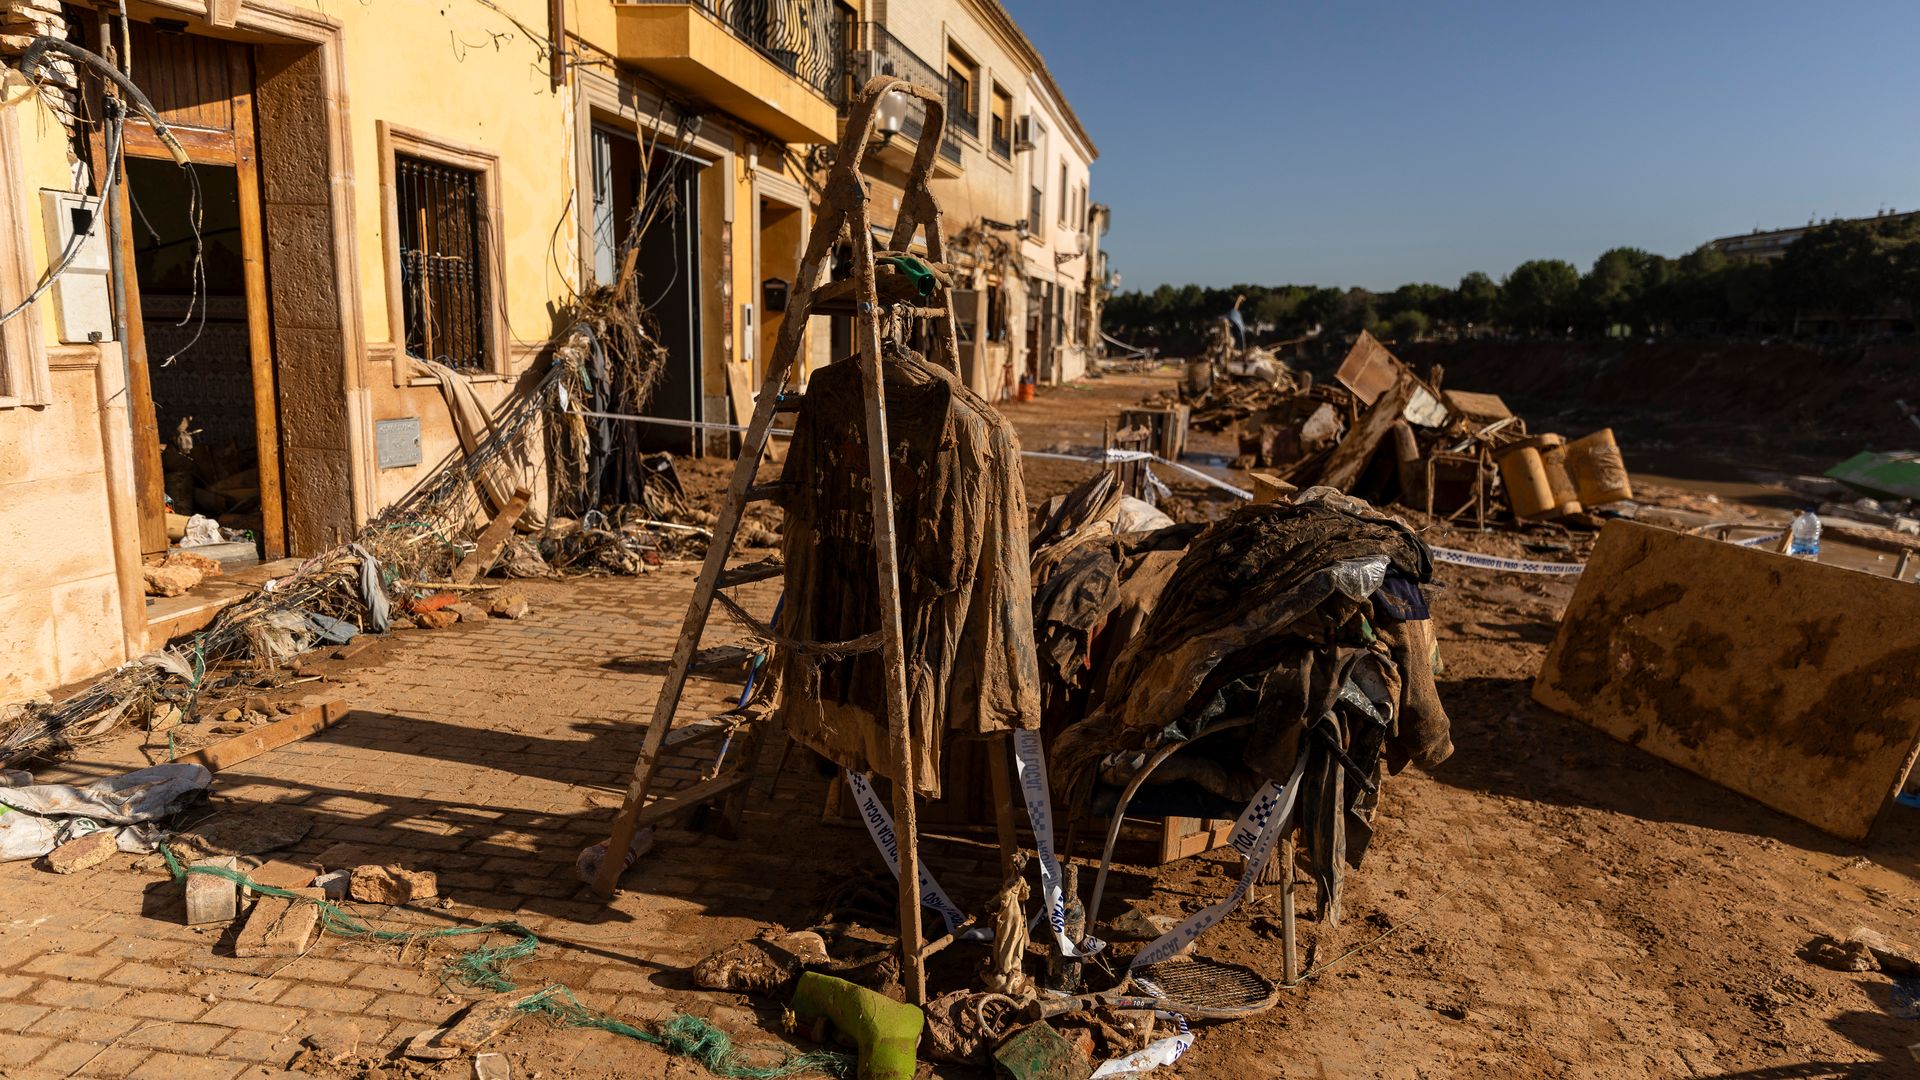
(739, 302, 754, 363)
(38, 190, 112, 343)
(374, 417, 423, 469)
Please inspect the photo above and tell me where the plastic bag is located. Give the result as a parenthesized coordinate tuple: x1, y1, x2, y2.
(180, 515, 223, 547)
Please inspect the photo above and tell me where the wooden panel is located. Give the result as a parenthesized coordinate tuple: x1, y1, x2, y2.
(129, 23, 237, 132)
(1533, 520, 1920, 841)
(230, 45, 285, 560)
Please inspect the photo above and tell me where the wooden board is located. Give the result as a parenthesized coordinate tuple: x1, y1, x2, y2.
(1315, 374, 1414, 492)
(1533, 521, 1920, 841)
(177, 700, 347, 772)
(450, 488, 532, 584)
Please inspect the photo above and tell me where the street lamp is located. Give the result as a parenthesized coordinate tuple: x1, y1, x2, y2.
(875, 90, 911, 143)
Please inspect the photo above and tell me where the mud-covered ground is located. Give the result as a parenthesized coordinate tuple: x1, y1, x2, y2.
(990, 365, 1920, 1078)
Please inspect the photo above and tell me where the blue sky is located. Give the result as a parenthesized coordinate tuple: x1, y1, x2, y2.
(1001, 1, 1920, 292)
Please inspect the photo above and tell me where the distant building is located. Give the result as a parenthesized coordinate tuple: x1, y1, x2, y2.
(1709, 209, 1920, 261)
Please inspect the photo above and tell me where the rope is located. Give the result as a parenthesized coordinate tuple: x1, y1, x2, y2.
(156, 846, 852, 1077)
(516, 985, 853, 1079)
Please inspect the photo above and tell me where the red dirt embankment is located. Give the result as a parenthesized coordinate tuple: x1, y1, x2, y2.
(1394, 341, 1919, 460)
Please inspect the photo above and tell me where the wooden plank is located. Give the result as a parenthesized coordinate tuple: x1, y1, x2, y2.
(449, 488, 532, 584)
(107, 158, 169, 557)
(1333, 330, 1400, 406)
(231, 46, 286, 561)
(1533, 521, 1920, 841)
(176, 700, 347, 772)
(1315, 374, 1414, 492)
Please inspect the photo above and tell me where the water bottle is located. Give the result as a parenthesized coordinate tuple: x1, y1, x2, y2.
(1789, 509, 1821, 559)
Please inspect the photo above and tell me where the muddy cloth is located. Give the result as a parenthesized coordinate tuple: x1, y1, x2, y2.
(1052, 489, 1452, 920)
(774, 348, 1038, 797)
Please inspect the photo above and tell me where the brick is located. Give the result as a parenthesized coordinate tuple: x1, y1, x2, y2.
(70, 1046, 155, 1077)
(214, 1026, 301, 1064)
(33, 1007, 145, 1041)
(241, 860, 317, 894)
(0, 1031, 54, 1066)
(0, 972, 39, 998)
(27, 978, 127, 1009)
(199, 1000, 304, 1033)
(44, 831, 119, 873)
(272, 983, 377, 1013)
(122, 991, 212, 1022)
(362, 993, 446, 1022)
(33, 1038, 126, 1075)
(121, 1020, 233, 1054)
(23, 952, 119, 979)
(0, 1000, 52, 1031)
(234, 889, 322, 958)
(127, 1051, 248, 1080)
(107, 964, 188, 990)
(186, 858, 242, 925)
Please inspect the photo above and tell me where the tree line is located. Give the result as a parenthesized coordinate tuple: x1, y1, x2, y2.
(1105, 213, 1920, 351)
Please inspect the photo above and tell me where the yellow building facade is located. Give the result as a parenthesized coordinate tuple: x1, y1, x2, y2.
(0, 0, 851, 702)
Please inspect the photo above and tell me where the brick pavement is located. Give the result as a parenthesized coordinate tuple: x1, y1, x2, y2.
(0, 566, 1006, 1078)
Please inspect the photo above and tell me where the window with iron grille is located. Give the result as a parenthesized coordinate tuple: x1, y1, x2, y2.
(396, 154, 489, 369)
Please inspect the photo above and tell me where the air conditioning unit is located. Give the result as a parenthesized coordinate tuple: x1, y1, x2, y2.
(1012, 114, 1037, 152)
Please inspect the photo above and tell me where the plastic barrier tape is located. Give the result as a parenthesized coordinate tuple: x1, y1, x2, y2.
(1131, 753, 1309, 969)
(1012, 729, 1106, 959)
(843, 771, 976, 937)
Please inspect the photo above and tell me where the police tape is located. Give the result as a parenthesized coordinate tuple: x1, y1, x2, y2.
(1427, 547, 1586, 575)
(842, 772, 977, 938)
(1013, 730, 1106, 959)
(1429, 529, 1784, 575)
(1131, 753, 1309, 969)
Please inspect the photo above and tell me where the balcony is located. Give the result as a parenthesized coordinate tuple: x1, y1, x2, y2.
(945, 83, 979, 142)
(594, 1, 846, 144)
(845, 23, 961, 177)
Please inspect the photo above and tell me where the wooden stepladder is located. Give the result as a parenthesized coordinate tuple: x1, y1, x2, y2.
(591, 77, 973, 1004)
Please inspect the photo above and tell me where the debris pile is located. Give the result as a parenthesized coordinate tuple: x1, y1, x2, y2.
(1156, 330, 1639, 529)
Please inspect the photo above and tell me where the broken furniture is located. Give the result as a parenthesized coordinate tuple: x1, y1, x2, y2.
(1534, 520, 1920, 841)
(1117, 405, 1189, 462)
(590, 76, 1025, 1005)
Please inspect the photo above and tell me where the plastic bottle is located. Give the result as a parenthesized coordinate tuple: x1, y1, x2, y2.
(1789, 508, 1821, 559)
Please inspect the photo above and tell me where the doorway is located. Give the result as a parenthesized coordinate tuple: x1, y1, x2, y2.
(102, 22, 283, 561)
(588, 124, 704, 454)
(757, 196, 802, 383)
(128, 159, 272, 555)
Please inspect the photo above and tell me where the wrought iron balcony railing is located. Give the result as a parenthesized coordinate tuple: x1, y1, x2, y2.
(845, 22, 964, 167)
(632, 0, 848, 104)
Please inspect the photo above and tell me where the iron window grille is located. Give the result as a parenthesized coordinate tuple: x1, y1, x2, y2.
(396, 154, 489, 371)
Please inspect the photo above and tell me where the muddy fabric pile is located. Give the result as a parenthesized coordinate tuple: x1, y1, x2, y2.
(774, 347, 1040, 797)
(1030, 472, 1204, 734)
(1052, 488, 1452, 920)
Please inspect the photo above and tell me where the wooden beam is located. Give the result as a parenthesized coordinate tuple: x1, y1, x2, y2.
(450, 487, 533, 584)
(176, 701, 347, 772)
(1317, 374, 1415, 492)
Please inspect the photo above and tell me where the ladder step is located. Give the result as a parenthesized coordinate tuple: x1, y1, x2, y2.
(662, 715, 734, 749)
(632, 772, 754, 829)
(718, 558, 785, 589)
(772, 393, 806, 413)
(745, 481, 788, 503)
(809, 299, 950, 318)
(689, 644, 755, 674)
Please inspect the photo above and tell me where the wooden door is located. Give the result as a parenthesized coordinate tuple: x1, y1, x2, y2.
(99, 25, 283, 559)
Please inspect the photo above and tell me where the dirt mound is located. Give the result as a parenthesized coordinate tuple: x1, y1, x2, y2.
(1390, 341, 1919, 460)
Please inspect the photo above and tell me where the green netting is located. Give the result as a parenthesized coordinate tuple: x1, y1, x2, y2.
(516, 985, 853, 1080)
(159, 846, 853, 1078)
